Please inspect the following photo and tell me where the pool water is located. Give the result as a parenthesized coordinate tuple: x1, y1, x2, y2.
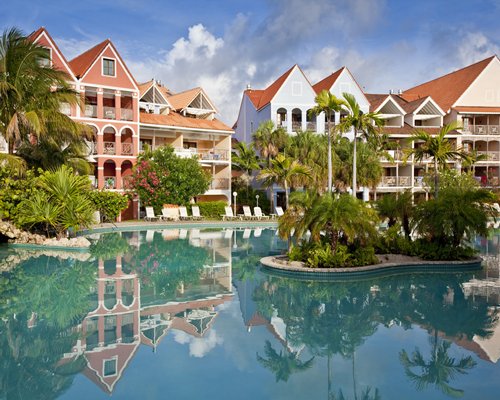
(1, 228, 500, 400)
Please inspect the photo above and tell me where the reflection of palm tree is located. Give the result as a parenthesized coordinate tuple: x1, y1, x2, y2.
(399, 339, 476, 398)
(330, 387, 381, 400)
(257, 340, 314, 382)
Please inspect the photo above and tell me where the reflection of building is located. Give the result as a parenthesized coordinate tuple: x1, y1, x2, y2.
(62, 230, 233, 393)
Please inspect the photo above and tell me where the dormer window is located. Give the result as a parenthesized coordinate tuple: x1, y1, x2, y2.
(38, 48, 51, 68)
(102, 58, 115, 77)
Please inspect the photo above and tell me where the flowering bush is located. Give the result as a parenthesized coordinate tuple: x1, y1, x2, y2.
(130, 146, 210, 212)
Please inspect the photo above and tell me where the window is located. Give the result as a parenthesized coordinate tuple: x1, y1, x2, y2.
(103, 359, 117, 377)
(103, 58, 115, 76)
(292, 82, 303, 97)
(183, 141, 197, 150)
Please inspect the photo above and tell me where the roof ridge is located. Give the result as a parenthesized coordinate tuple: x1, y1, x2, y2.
(69, 39, 110, 78)
(312, 66, 345, 93)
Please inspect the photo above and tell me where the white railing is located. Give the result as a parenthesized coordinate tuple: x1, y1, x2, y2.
(174, 148, 229, 161)
(380, 176, 412, 187)
(477, 150, 498, 161)
(121, 108, 134, 121)
(306, 121, 316, 131)
(463, 125, 500, 135)
(84, 104, 97, 118)
(414, 177, 425, 187)
(104, 142, 116, 155)
(291, 122, 302, 131)
(104, 106, 116, 119)
(121, 142, 133, 155)
(209, 178, 230, 190)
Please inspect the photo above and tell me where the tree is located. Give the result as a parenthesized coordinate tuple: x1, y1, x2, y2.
(376, 190, 414, 239)
(309, 90, 345, 193)
(0, 27, 90, 172)
(232, 141, 260, 196)
(131, 145, 211, 212)
(257, 153, 311, 209)
(404, 122, 465, 198)
(336, 93, 384, 197)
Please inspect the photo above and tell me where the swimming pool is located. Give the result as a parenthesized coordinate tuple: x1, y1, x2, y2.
(0, 227, 499, 399)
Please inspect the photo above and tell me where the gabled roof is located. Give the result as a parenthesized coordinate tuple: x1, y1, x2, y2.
(138, 80, 172, 108)
(140, 112, 233, 133)
(167, 87, 202, 110)
(245, 64, 297, 110)
(366, 94, 390, 112)
(28, 27, 77, 81)
(402, 56, 496, 112)
(312, 67, 345, 94)
(69, 39, 110, 78)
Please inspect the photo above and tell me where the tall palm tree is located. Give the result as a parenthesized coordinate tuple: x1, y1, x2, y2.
(232, 141, 260, 196)
(404, 122, 465, 198)
(309, 90, 345, 193)
(336, 93, 384, 197)
(0, 27, 89, 171)
(257, 154, 311, 209)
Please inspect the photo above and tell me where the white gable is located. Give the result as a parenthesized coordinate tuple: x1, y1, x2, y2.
(271, 66, 317, 107)
(329, 69, 370, 113)
(455, 58, 500, 107)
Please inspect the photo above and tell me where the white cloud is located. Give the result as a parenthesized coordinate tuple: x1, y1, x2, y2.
(172, 328, 223, 358)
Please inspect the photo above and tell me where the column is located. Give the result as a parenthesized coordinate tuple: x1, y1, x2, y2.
(132, 93, 138, 122)
(97, 88, 104, 119)
(98, 159, 104, 189)
(302, 109, 307, 131)
(115, 91, 121, 121)
(115, 166, 122, 190)
(116, 130, 121, 156)
(286, 110, 291, 134)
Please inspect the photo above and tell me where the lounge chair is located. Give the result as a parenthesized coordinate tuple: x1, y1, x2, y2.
(253, 207, 270, 220)
(161, 207, 179, 221)
(275, 207, 284, 217)
(242, 228, 251, 239)
(144, 207, 160, 222)
(179, 206, 192, 220)
(242, 206, 255, 220)
(254, 228, 262, 237)
(191, 206, 202, 220)
(221, 206, 240, 221)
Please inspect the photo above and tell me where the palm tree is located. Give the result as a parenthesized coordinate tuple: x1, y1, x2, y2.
(257, 340, 314, 382)
(0, 27, 89, 171)
(257, 153, 311, 209)
(376, 190, 414, 239)
(400, 339, 476, 398)
(336, 93, 384, 197)
(404, 122, 465, 198)
(232, 141, 260, 196)
(309, 90, 345, 193)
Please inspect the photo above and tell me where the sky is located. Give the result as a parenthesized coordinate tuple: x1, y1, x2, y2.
(2, 0, 500, 124)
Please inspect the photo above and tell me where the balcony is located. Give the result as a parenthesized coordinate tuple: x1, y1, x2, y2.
(292, 121, 302, 131)
(477, 150, 499, 161)
(463, 125, 500, 135)
(121, 143, 133, 156)
(380, 150, 403, 162)
(175, 148, 229, 161)
(209, 178, 230, 190)
(414, 176, 425, 187)
(121, 108, 134, 121)
(84, 104, 97, 118)
(104, 106, 116, 120)
(104, 142, 116, 155)
(380, 176, 412, 187)
(306, 121, 316, 131)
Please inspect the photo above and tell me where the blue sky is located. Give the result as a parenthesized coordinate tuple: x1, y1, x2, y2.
(2, 0, 500, 123)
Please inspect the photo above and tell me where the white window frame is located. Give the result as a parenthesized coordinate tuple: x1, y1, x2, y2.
(103, 357, 118, 377)
(102, 57, 116, 77)
(39, 47, 52, 68)
(292, 82, 303, 97)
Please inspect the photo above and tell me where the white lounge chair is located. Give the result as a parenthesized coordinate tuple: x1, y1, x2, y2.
(179, 206, 192, 220)
(191, 206, 202, 220)
(243, 228, 251, 239)
(253, 207, 270, 220)
(275, 207, 284, 217)
(254, 228, 262, 237)
(144, 207, 160, 222)
(161, 207, 179, 221)
(242, 206, 255, 220)
(221, 206, 240, 221)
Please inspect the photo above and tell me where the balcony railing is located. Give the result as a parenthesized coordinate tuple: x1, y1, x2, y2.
(380, 176, 412, 187)
(84, 104, 97, 118)
(121, 108, 134, 121)
(104, 106, 116, 120)
(209, 178, 230, 190)
(104, 176, 116, 189)
(121, 142, 133, 155)
(380, 150, 403, 162)
(477, 150, 499, 161)
(292, 121, 302, 131)
(104, 142, 116, 155)
(463, 125, 500, 135)
(174, 148, 229, 161)
(306, 121, 316, 131)
(414, 176, 425, 187)
(276, 120, 287, 129)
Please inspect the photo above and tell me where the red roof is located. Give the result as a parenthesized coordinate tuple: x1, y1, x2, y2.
(69, 39, 110, 78)
(402, 56, 496, 112)
(140, 112, 233, 132)
(246, 65, 296, 110)
(312, 67, 344, 94)
(365, 94, 390, 112)
(453, 106, 500, 113)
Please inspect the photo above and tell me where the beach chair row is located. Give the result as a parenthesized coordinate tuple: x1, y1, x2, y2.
(144, 206, 202, 222)
(221, 206, 284, 221)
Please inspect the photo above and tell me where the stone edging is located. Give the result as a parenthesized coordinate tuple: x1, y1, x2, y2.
(260, 255, 483, 279)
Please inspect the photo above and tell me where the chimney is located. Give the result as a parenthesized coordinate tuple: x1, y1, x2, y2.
(389, 89, 393, 94)
(398, 89, 403, 95)
(246, 84, 251, 90)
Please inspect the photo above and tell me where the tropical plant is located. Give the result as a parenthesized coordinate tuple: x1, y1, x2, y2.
(0, 27, 90, 172)
(404, 122, 466, 198)
(131, 145, 211, 212)
(376, 190, 414, 239)
(309, 90, 345, 192)
(232, 141, 260, 196)
(88, 190, 129, 222)
(258, 154, 311, 209)
(336, 93, 384, 197)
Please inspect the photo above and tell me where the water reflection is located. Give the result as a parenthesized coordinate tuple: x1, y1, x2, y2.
(0, 228, 499, 399)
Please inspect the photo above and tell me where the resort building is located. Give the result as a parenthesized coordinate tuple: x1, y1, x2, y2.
(234, 55, 500, 203)
(27, 27, 233, 219)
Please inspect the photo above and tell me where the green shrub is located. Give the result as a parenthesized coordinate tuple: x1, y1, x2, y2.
(88, 190, 129, 221)
(189, 201, 227, 219)
(413, 239, 476, 261)
(350, 246, 378, 267)
(0, 168, 37, 220)
(374, 224, 416, 256)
